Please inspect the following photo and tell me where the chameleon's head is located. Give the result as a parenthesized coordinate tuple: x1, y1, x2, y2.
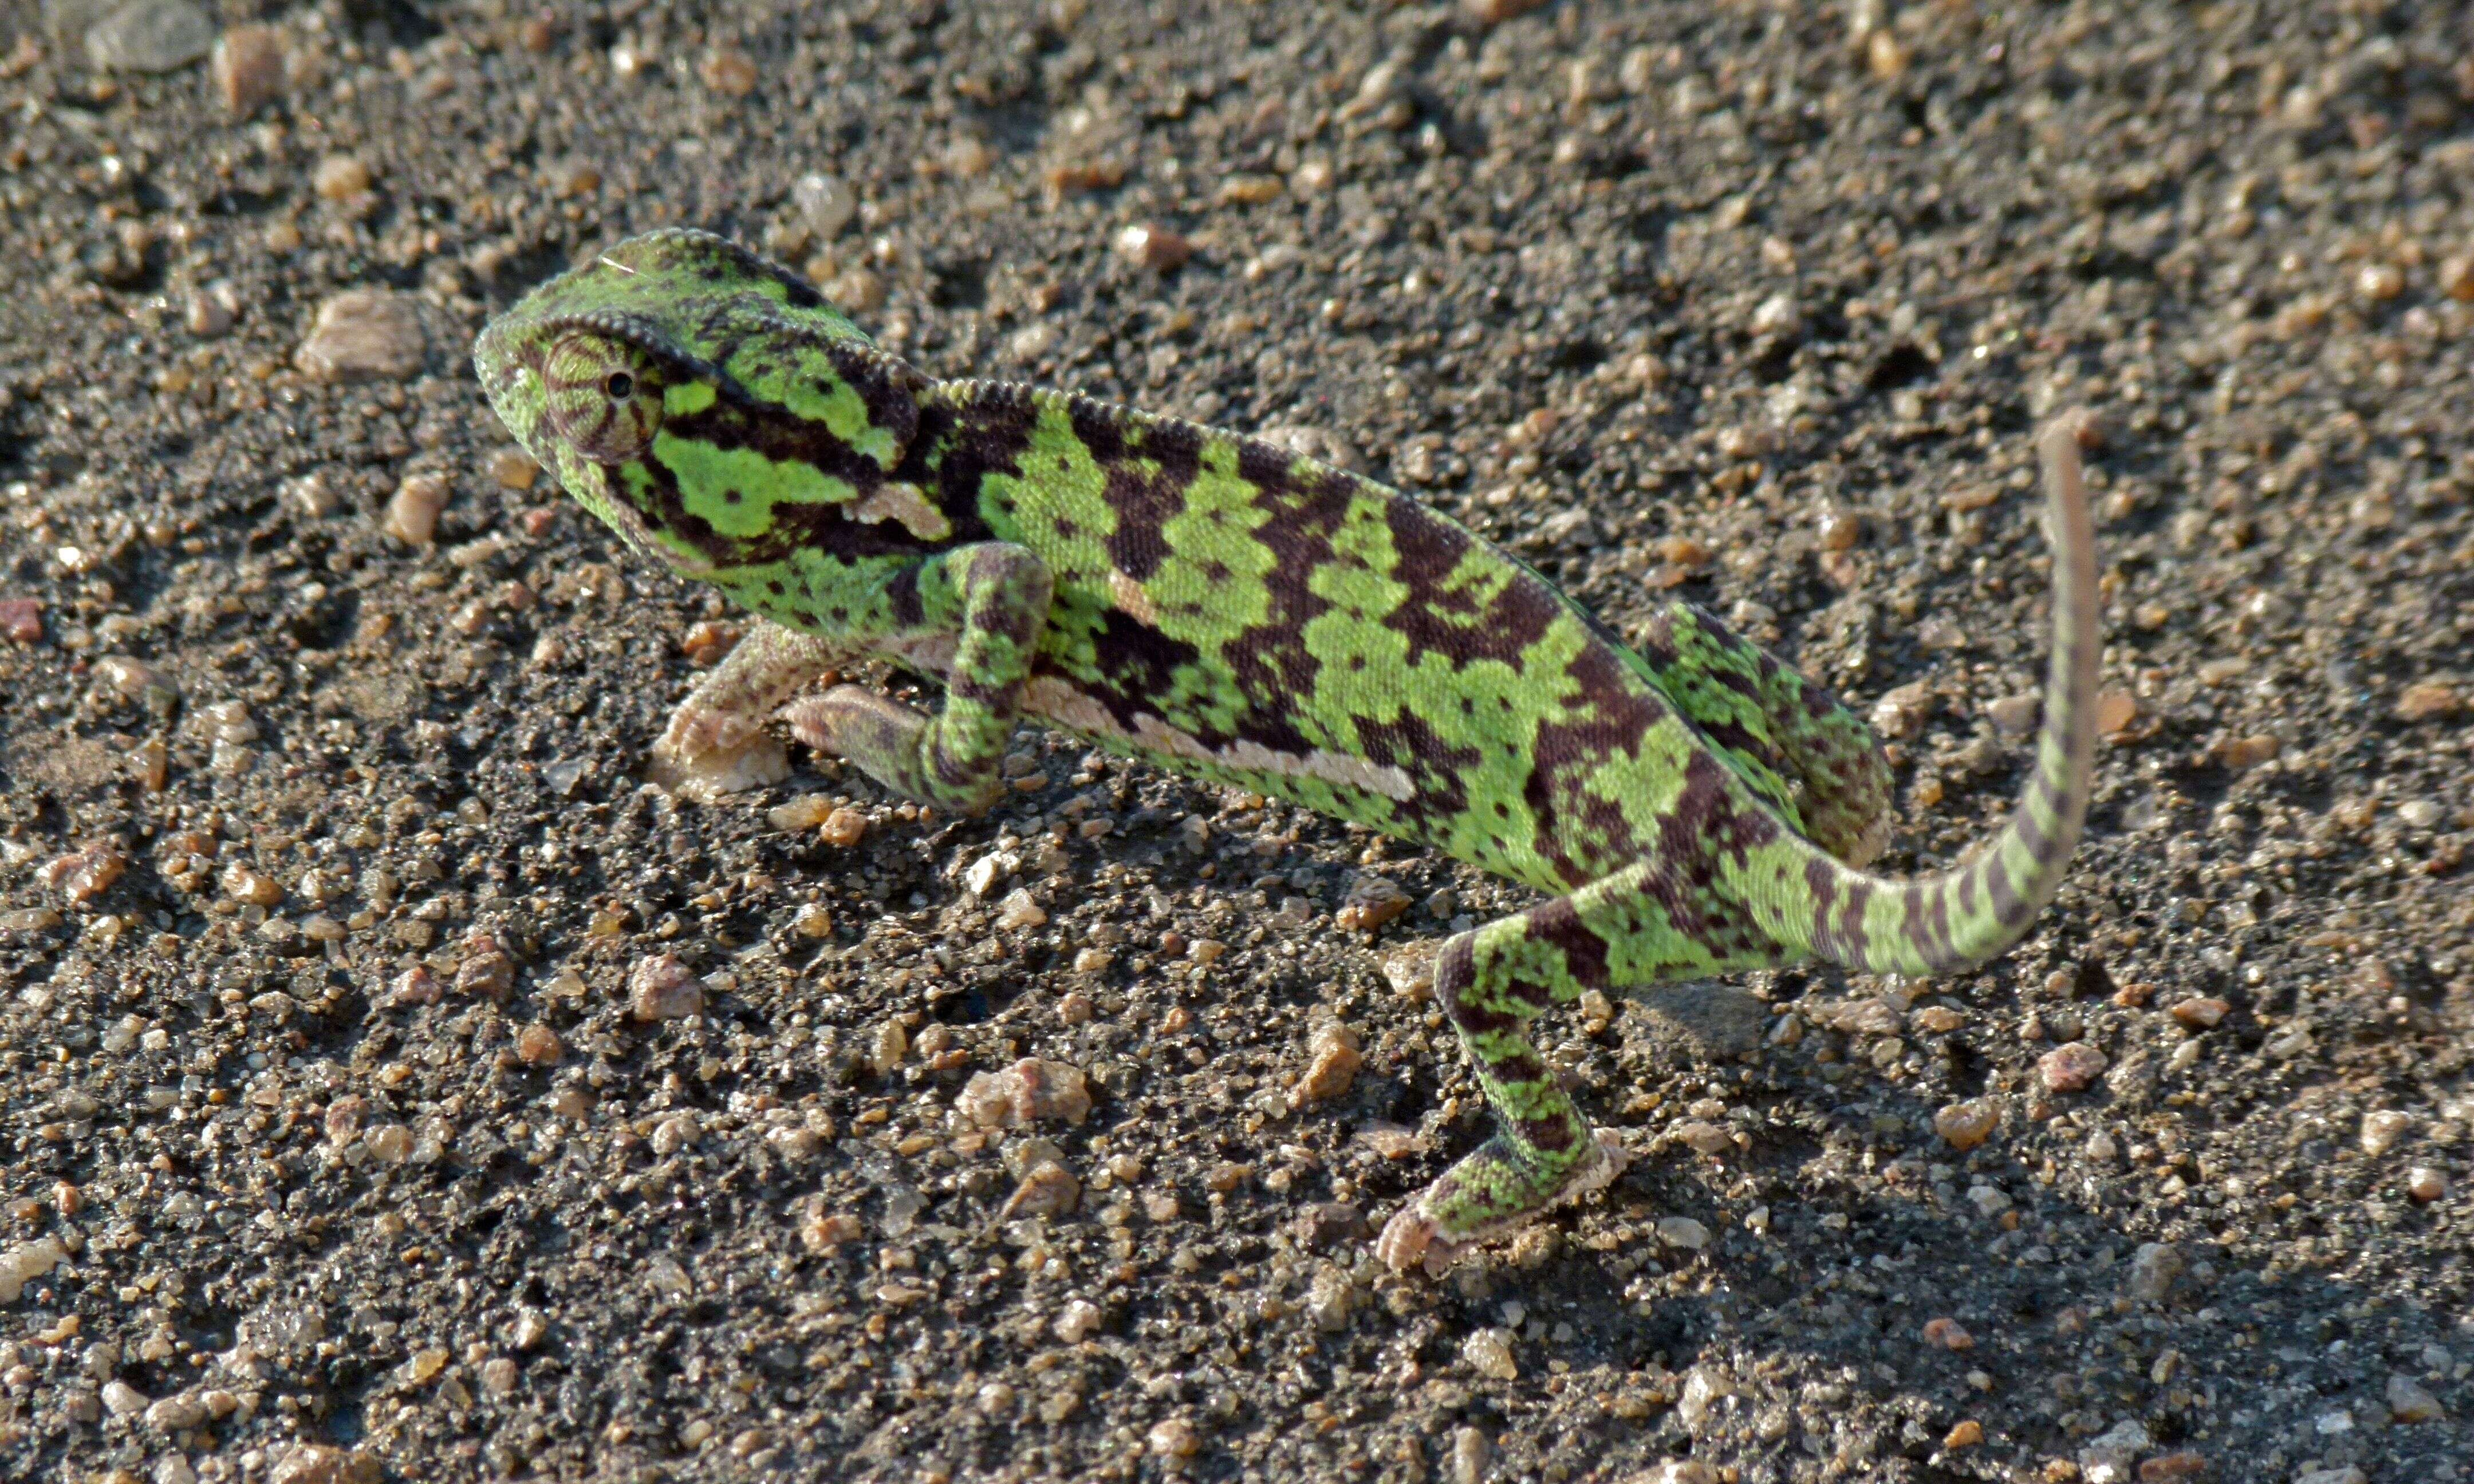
(474, 230, 943, 585)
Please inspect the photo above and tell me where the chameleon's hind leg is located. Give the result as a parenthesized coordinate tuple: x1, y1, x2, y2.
(1634, 602, 1895, 867)
(1376, 845, 1799, 1274)
(648, 620, 845, 798)
(779, 542, 1052, 815)
(1375, 863, 1683, 1274)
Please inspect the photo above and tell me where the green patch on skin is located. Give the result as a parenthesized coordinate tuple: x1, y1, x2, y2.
(655, 435, 858, 536)
(476, 228, 2102, 1275)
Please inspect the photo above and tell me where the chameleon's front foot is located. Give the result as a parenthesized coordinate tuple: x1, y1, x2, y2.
(1375, 1127, 1628, 1276)
(646, 696, 791, 802)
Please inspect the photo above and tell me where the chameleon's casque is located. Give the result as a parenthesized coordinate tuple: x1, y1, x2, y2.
(477, 229, 2101, 1272)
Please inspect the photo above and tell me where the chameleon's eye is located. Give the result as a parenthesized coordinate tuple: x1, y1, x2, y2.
(540, 333, 664, 464)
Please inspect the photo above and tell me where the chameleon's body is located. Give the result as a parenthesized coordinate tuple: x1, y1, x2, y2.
(476, 230, 2098, 1271)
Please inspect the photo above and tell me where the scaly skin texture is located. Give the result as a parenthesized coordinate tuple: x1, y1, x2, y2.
(475, 230, 2101, 1273)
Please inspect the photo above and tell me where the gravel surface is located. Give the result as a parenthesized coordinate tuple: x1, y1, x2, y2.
(2, 3, 2471, 1481)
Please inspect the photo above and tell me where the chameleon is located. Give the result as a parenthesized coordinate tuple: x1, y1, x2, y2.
(474, 229, 2098, 1273)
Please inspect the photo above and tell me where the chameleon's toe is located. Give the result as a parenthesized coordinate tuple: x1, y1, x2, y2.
(647, 702, 788, 802)
(1374, 1206, 1464, 1277)
(657, 701, 756, 761)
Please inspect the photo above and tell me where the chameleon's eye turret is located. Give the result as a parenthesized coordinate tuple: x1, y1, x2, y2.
(540, 332, 665, 464)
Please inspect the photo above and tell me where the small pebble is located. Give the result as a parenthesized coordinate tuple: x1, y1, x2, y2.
(296, 290, 426, 381)
(312, 154, 373, 202)
(86, 0, 216, 73)
(1672, 1120, 1732, 1157)
(40, 844, 125, 903)
(384, 474, 450, 546)
(957, 1059, 1092, 1128)
(490, 449, 541, 490)
(995, 888, 1047, 930)
(1460, 1328, 1518, 1381)
(1987, 693, 2042, 737)
(1053, 1299, 1103, 1343)
(2039, 1042, 2109, 1092)
(820, 807, 869, 848)
(1935, 1100, 2000, 1151)
(515, 1024, 561, 1065)
(267, 1444, 381, 1484)
(454, 937, 514, 1000)
(2354, 261, 2405, 302)
(1656, 1216, 1711, 1251)
(2440, 252, 2474, 302)
(2169, 997, 2229, 1029)
(650, 1113, 699, 1156)
(794, 172, 857, 239)
(699, 46, 758, 97)
(2358, 1109, 2413, 1157)
(220, 865, 283, 907)
(1293, 1024, 1363, 1104)
(186, 282, 237, 337)
(101, 1379, 148, 1416)
(1148, 1416, 1201, 1458)
(2125, 1242, 2183, 1303)
(1817, 506, 1863, 552)
(145, 1392, 207, 1431)
(627, 955, 704, 1021)
(2385, 1371, 2446, 1422)
(1334, 874, 1410, 932)
(2077, 1419, 2152, 1484)
(2394, 680, 2459, 721)
(1116, 223, 1193, 272)
(799, 1209, 863, 1253)
(212, 24, 289, 115)
(870, 1020, 907, 1075)
(1464, 0, 1550, 22)
(1923, 1317, 1975, 1350)
(2405, 1167, 2446, 1203)
(0, 598, 41, 645)
(1000, 1162, 1080, 1219)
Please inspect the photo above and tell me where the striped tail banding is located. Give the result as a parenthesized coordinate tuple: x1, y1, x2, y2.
(1789, 412, 2102, 977)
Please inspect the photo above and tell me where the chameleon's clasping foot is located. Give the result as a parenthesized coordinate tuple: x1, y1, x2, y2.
(781, 685, 1004, 815)
(647, 699, 790, 803)
(1374, 1127, 1628, 1276)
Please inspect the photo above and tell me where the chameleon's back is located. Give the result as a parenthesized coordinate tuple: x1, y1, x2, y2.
(921, 381, 1724, 897)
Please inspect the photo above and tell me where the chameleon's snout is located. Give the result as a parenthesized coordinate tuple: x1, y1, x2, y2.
(470, 324, 543, 448)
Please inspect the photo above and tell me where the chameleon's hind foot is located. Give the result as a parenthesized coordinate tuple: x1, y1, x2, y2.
(1376, 1127, 1628, 1276)
(781, 685, 1004, 814)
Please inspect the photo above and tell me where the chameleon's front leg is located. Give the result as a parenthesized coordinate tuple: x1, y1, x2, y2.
(780, 542, 1053, 815)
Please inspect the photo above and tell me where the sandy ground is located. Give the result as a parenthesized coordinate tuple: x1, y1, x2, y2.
(2, 2, 2471, 1481)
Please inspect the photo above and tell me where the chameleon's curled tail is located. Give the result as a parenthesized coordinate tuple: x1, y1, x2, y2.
(1778, 413, 2101, 977)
